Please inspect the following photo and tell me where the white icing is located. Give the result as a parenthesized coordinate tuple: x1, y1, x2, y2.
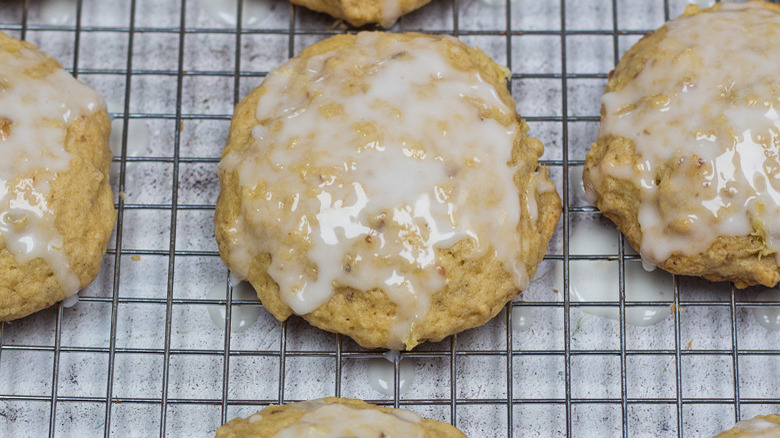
(198, 0, 274, 27)
(569, 165, 590, 206)
(109, 118, 150, 157)
(383, 349, 401, 363)
(381, 0, 402, 27)
(61, 293, 79, 308)
(570, 260, 673, 326)
(0, 39, 105, 297)
(366, 353, 415, 397)
(511, 305, 533, 331)
(525, 170, 556, 222)
(566, 218, 672, 326)
(753, 289, 780, 331)
(586, 3, 780, 266)
(569, 217, 618, 255)
(221, 32, 533, 349)
(105, 99, 125, 116)
(39, 0, 77, 25)
(228, 271, 242, 288)
(273, 401, 424, 438)
(206, 281, 262, 332)
(106, 100, 150, 158)
(726, 416, 780, 437)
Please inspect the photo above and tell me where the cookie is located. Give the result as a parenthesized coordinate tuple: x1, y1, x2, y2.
(0, 32, 115, 321)
(583, 2, 780, 288)
(714, 414, 780, 438)
(290, 0, 433, 27)
(215, 32, 561, 349)
(215, 397, 466, 437)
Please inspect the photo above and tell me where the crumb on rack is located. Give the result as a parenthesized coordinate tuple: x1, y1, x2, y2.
(131, 255, 141, 262)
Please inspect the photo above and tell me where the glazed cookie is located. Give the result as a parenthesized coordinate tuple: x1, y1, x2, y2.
(714, 415, 780, 438)
(583, 2, 780, 288)
(215, 397, 466, 437)
(0, 32, 115, 321)
(215, 32, 561, 349)
(290, 0, 433, 27)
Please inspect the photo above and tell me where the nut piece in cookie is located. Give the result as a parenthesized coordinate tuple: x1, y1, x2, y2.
(583, 2, 780, 288)
(215, 397, 467, 437)
(0, 32, 116, 321)
(215, 32, 561, 349)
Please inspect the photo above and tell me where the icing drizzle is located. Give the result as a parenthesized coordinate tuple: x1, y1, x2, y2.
(271, 400, 424, 438)
(380, 0, 402, 26)
(0, 38, 105, 296)
(221, 32, 538, 349)
(588, 3, 780, 266)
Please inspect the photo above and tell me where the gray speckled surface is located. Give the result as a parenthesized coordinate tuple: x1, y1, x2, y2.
(0, 0, 778, 437)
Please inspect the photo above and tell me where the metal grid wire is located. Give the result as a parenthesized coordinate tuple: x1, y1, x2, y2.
(0, 0, 779, 436)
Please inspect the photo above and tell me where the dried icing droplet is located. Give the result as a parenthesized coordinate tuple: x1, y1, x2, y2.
(366, 353, 415, 396)
(198, 0, 274, 27)
(565, 219, 673, 326)
(206, 281, 262, 332)
(39, 0, 77, 25)
(753, 289, 780, 331)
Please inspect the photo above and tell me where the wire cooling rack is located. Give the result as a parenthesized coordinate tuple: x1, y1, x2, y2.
(1, 0, 779, 436)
